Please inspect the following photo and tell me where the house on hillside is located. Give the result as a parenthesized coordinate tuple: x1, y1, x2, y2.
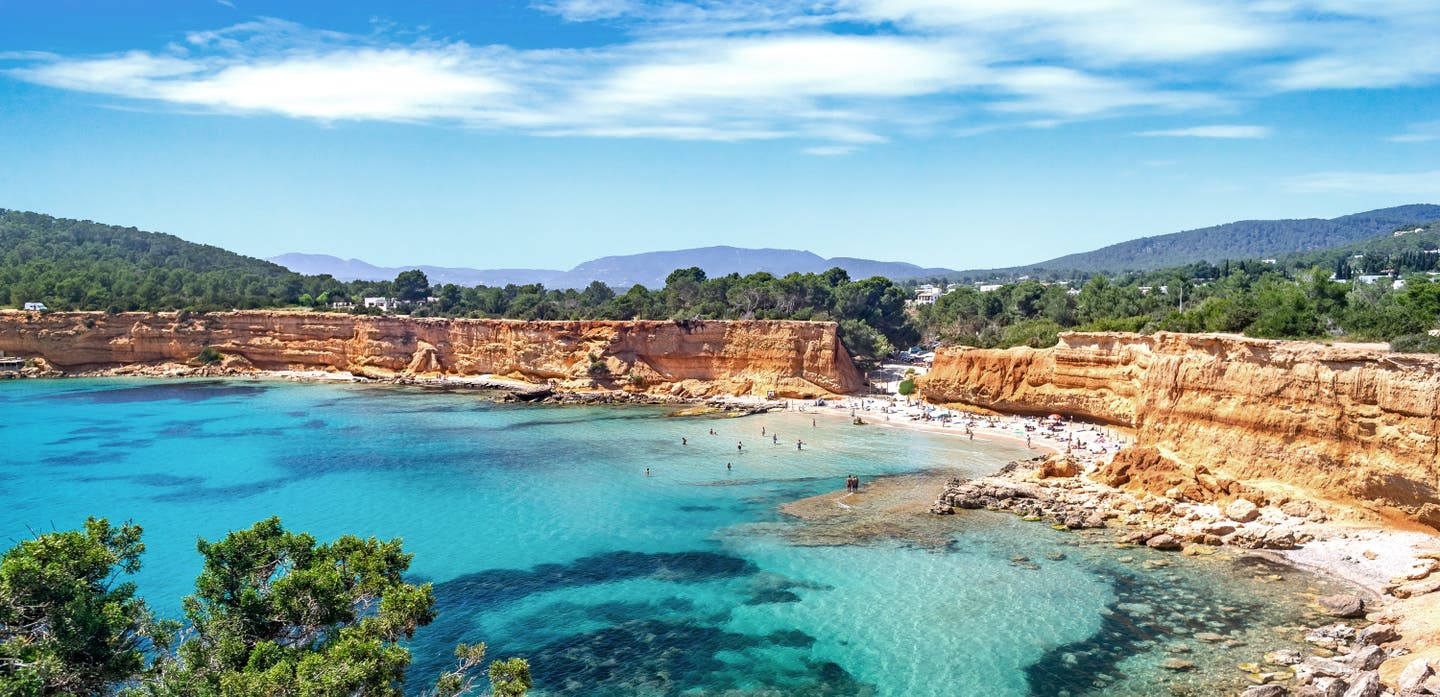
(912, 285, 943, 305)
(22, 302, 46, 311)
(363, 297, 400, 310)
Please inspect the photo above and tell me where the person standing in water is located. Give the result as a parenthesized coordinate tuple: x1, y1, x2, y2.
(737, 441, 743, 452)
(772, 434, 778, 444)
(796, 439, 803, 450)
(726, 462, 732, 471)
(645, 468, 651, 476)
(682, 437, 687, 446)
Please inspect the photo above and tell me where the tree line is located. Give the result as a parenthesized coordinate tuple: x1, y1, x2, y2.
(0, 517, 528, 696)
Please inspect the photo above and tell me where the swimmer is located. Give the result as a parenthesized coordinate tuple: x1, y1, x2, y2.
(737, 441, 743, 451)
(726, 462, 732, 471)
(682, 437, 687, 446)
(645, 468, 651, 476)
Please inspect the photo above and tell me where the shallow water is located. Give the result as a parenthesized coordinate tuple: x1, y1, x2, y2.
(1, 379, 1357, 696)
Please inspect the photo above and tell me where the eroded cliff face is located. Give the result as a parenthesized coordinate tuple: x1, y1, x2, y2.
(0, 311, 863, 398)
(919, 332, 1440, 529)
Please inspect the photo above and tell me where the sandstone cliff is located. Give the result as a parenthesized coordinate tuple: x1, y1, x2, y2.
(0, 311, 863, 398)
(918, 332, 1440, 530)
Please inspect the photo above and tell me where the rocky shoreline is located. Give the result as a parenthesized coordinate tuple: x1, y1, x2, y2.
(931, 456, 1440, 697)
(4, 360, 790, 414)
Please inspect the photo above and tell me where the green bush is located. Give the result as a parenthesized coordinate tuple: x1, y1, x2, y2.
(897, 378, 916, 395)
(1389, 333, 1440, 353)
(195, 346, 222, 365)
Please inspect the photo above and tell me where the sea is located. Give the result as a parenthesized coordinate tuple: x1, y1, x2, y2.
(0, 378, 1358, 696)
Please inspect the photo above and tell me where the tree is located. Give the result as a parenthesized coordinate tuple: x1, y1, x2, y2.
(393, 270, 431, 303)
(0, 518, 169, 695)
(150, 517, 442, 696)
(897, 378, 916, 396)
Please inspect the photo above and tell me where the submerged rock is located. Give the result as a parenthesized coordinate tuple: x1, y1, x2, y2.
(1317, 594, 1365, 618)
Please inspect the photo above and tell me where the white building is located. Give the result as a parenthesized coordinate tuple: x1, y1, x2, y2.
(913, 285, 943, 304)
(22, 302, 47, 311)
(363, 297, 400, 310)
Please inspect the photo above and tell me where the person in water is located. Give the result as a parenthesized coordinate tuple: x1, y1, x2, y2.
(645, 468, 651, 476)
(772, 434, 778, 444)
(726, 462, 732, 471)
(796, 439, 803, 450)
(682, 437, 687, 446)
(737, 441, 743, 451)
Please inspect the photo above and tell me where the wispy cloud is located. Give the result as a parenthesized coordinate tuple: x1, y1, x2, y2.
(802, 145, 858, 156)
(1284, 170, 1440, 196)
(5, 1, 1440, 147)
(1388, 120, 1440, 143)
(1135, 125, 1271, 139)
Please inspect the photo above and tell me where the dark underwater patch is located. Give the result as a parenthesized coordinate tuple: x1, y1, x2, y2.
(37, 382, 268, 404)
(485, 620, 870, 697)
(432, 550, 758, 612)
(75, 473, 207, 489)
(1022, 568, 1268, 697)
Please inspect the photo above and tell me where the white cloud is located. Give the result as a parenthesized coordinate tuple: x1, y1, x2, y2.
(7, 1, 1440, 145)
(802, 145, 859, 156)
(1136, 124, 1271, 138)
(1284, 170, 1440, 196)
(1387, 120, 1440, 143)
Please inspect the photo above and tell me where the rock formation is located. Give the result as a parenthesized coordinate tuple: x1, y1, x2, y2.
(0, 311, 863, 398)
(919, 332, 1440, 530)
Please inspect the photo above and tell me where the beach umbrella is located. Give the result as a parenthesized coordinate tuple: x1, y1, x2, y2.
(1047, 413, 1062, 420)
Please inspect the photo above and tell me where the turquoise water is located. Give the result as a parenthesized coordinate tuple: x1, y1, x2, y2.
(1, 379, 1353, 696)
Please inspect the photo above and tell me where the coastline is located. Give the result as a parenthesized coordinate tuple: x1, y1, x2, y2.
(10, 368, 1439, 692)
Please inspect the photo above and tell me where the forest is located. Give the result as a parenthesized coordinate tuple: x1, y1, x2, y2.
(8, 209, 1440, 355)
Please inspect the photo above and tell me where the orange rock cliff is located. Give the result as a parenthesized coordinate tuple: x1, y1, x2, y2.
(0, 311, 863, 398)
(919, 332, 1440, 530)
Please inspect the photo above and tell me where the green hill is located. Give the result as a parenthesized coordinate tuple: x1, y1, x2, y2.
(0, 209, 307, 310)
(966, 204, 1440, 279)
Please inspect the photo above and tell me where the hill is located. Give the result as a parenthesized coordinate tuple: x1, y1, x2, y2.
(0, 209, 305, 310)
(962, 204, 1440, 279)
(270, 246, 959, 288)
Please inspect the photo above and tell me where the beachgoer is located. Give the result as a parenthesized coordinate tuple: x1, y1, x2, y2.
(853, 476, 860, 493)
(762, 426, 766, 436)
(812, 419, 816, 428)
(772, 434, 778, 444)
(738, 441, 743, 451)
(682, 437, 687, 446)
(645, 468, 651, 476)
(797, 440, 803, 450)
(727, 462, 732, 471)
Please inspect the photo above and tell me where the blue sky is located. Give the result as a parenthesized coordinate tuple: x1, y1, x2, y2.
(2, 0, 1438, 271)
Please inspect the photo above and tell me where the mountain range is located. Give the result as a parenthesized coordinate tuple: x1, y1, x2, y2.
(271, 204, 1440, 287)
(268, 247, 958, 289)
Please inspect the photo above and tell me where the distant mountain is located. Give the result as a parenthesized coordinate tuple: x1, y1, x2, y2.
(267, 253, 565, 288)
(269, 246, 958, 289)
(982, 204, 1440, 277)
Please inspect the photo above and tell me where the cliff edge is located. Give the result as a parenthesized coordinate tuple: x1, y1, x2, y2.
(919, 332, 1440, 530)
(0, 311, 864, 398)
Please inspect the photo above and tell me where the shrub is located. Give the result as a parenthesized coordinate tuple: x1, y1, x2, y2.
(195, 346, 222, 365)
(1389, 333, 1440, 354)
(897, 378, 916, 395)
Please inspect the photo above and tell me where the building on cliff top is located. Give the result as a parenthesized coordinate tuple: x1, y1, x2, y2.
(22, 302, 46, 311)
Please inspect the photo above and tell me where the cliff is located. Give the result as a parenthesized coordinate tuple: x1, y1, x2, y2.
(918, 332, 1440, 530)
(0, 311, 863, 398)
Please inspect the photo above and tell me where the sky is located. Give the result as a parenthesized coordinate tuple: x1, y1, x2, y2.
(1, 0, 1439, 271)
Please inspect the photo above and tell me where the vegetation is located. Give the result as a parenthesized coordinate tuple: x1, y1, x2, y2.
(11, 208, 1440, 355)
(0, 517, 525, 697)
(950, 204, 1440, 279)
